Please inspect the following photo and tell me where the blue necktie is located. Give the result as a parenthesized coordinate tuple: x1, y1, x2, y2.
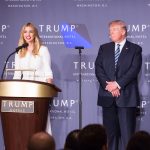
(115, 44, 120, 69)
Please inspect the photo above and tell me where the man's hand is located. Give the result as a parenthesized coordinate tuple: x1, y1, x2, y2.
(105, 81, 118, 92)
(105, 81, 121, 97)
(111, 88, 120, 97)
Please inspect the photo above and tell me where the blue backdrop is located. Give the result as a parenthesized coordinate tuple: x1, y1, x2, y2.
(0, 0, 150, 149)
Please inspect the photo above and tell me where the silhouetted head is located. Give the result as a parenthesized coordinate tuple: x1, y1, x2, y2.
(79, 124, 107, 150)
(64, 129, 80, 150)
(27, 132, 55, 150)
(126, 130, 150, 150)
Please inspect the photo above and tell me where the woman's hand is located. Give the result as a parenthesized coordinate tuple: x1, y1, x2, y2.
(46, 78, 53, 84)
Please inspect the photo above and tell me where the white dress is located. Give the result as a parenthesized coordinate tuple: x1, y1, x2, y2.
(13, 45, 53, 135)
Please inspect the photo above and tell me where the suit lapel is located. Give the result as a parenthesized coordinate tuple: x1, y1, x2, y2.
(108, 42, 116, 72)
(117, 41, 130, 69)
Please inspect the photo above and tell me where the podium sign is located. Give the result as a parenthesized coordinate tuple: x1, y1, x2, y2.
(1, 100, 34, 113)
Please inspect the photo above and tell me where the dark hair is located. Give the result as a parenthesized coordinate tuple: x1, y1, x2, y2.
(126, 130, 150, 150)
(27, 132, 55, 150)
(79, 124, 107, 150)
(64, 129, 80, 150)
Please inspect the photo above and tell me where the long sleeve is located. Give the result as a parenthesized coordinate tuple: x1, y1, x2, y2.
(116, 47, 142, 89)
(95, 46, 110, 89)
(13, 46, 53, 82)
(40, 46, 53, 79)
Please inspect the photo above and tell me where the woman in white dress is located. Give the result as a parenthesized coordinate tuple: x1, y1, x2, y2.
(13, 22, 53, 134)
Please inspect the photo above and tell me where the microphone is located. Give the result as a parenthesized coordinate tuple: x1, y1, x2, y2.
(1, 43, 28, 79)
(21, 73, 23, 80)
(75, 46, 84, 49)
(16, 43, 28, 53)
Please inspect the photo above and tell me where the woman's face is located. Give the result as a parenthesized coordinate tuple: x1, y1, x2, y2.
(23, 26, 35, 43)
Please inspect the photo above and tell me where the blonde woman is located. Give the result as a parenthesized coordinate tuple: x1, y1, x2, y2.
(13, 22, 53, 134)
(13, 22, 53, 83)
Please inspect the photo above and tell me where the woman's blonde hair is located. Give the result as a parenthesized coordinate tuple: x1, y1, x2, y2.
(18, 22, 41, 57)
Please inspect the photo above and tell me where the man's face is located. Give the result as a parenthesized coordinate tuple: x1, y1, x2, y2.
(109, 24, 126, 43)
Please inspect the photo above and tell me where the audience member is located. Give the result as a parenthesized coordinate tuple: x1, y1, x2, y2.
(79, 124, 107, 150)
(64, 129, 80, 150)
(126, 130, 150, 150)
(27, 132, 55, 150)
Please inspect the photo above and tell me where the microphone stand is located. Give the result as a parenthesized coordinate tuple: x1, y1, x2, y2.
(1, 50, 17, 79)
(1, 43, 28, 79)
(75, 46, 84, 129)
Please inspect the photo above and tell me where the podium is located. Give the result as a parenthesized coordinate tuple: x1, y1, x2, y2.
(0, 80, 61, 150)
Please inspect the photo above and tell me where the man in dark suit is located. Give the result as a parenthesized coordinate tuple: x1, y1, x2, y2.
(95, 20, 142, 150)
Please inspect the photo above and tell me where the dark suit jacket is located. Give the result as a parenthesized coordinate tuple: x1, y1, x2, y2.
(95, 40, 142, 107)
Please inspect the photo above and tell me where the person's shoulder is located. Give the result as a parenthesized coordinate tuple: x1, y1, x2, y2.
(127, 40, 142, 50)
(100, 42, 114, 48)
(39, 45, 49, 54)
(101, 42, 113, 46)
(39, 45, 48, 50)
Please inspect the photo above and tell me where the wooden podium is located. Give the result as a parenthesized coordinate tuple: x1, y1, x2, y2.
(0, 80, 61, 150)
